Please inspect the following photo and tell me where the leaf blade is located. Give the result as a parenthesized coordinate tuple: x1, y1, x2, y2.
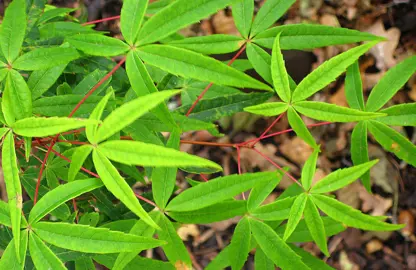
(271, 32, 291, 102)
(67, 34, 130, 56)
(121, 0, 148, 45)
(29, 232, 66, 270)
(283, 193, 308, 241)
(229, 217, 251, 270)
(13, 47, 79, 71)
(345, 61, 365, 110)
(304, 197, 329, 256)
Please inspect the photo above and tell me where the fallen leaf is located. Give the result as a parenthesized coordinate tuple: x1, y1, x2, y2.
(177, 224, 200, 241)
(358, 186, 393, 216)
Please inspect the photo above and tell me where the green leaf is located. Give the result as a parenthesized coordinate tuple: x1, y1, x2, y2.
(0, 231, 28, 270)
(95, 254, 175, 270)
(29, 178, 103, 224)
(248, 171, 282, 211)
(136, 45, 272, 91)
(2, 132, 22, 259)
(29, 65, 66, 100)
(38, 7, 77, 24)
(232, 0, 254, 38)
(0, 0, 26, 62)
(350, 122, 370, 191)
(366, 56, 416, 112)
(376, 103, 416, 126)
(113, 212, 160, 270)
(73, 69, 111, 96)
(276, 216, 345, 243)
(32, 222, 164, 253)
(287, 107, 317, 148)
(166, 172, 277, 212)
(137, 0, 236, 45)
(97, 140, 222, 171)
(290, 244, 334, 270)
(121, 0, 148, 45)
(310, 160, 377, 194)
(229, 217, 251, 270)
(86, 92, 113, 144)
(68, 147, 94, 182)
(283, 193, 307, 241)
(126, 51, 176, 129)
(12, 117, 95, 137)
(168, 200, 247, 224)
(292, 41, 378, 102)
(301, 148, 319, 190)
(152, 131, 180, 209)
(177, 92, 273, 121)
(249, 218, 310, 269)
(95, 90, 180, 143)
(75, 258, 95, 270)
(29, 232, 66, 270)
(254, 247, 275, 270)
(345, 61, 364, 110)
(156, 212, 192, 268)
(250, 0, 296, 37)
(304, 197, 329, 256)
(253, 24, 383, 49)
(167, 35, 244, 55)
(293, 101, 384, 122)
(13, 47, 79, 71)
(244, 102, 288, 116)
(249, 196, 295, 221)
(92, 150, 159, 229)
(271, 32, 291, 102)
(367, 120, 416, 166)
(246, 42, 272, 84)
(2, 69, 32, 124)
(67, 34, 130, 56)
(0, 200, 11, 227)
(310, 194, 404, 231)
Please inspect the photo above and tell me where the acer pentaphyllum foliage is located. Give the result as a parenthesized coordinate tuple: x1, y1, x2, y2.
(0, 0, 413, 269)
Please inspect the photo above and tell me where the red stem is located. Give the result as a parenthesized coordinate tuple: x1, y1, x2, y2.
(251, 147, 303, 188)
(134, 193, 157, 207)
(185, 44, 247, 116)
(200, 174, 209, 182)
(82, 15, 121, 26)
(249, 113, 285, 147)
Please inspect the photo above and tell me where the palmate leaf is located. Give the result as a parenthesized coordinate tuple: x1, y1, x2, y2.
(301, 148, 319, 190)
(292, 41, 378, 102)
(310, 160, 378, 194)
(2, 69, 32, 125)
(167, 35, 244, 55)
(229, 217, 251, 270)
(166, 172, 278, 212)
(0, 0, 26, 62)
(249, 196, 295, 221)
(0, 231, 28, 270)
(152, 131, 180, 209)
(244, 102, 288, 116)
(283, 193, 307, 241)
(120, 0, 148, 45)
(32, 222, 165, 253)
(350, 121, 370, 191)
(250, 0, 296, 37)
(29, 64, 66, 100)
(248, 171, 283, 211)
(310, 194, 404, 231)
(345, 61, 365, 111)
(97, 140, 221, 171)
(249, 218, 310, 270)
(92, 150, 159, 229)
(95, 90, 180, 143)
(177, 92, 273, 122)
(168, 200, 247, 224)
(136, 45, 272, 91)
(11, 117, 96, 137)
(13, 47, 79, 71)
(366, 55, 416, 112)
(2, 132, 22, 259)
(293, 101, 384, 122)
(29, 232, 66, 270)
(156, 212, 192, 268)
(29, 178, 103, 224)
(367, 120, 416, 166)
(272, 32, 291, 102)
(113, 212, 160, 270)
(303, 198, 329, 256)
(137, 0, 236, 45)
(232, 0, 253, 38)
(377, 103, 416, 126)
(126, 51, 177, 129)
(287, 107, 318, 148)
(253, 24, 382, 49)
(67, 34, 130, 56)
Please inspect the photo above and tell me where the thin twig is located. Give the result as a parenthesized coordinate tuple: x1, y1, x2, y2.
(82, 15, 121, 26)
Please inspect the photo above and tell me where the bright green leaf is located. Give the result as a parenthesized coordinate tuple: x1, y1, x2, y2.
(249, 196, 295, 221)
(29, 65, 67, 100)
(254, 247, 274, 270)
(284, 193, 307, 241)
(229, 217, 251, 270)
(0, 231, 28, 269)
(301, 148, 319, 190)
(67, 34, 130, 56)
(29, 232, 66, 270)
(345, 61, 365, 110)
(121, 0, 148, 45)
(350, 121, 370, 191)
(271, 32, 291, 102)
(304, 197, 329, 256)
(86, 91, 113, 144)
(248, 171, 282, 211)
(0, 200, 11, 227)
(13, 47, 79, 71)
(244, 102, 288, 116)
(246, 42, 272, 84)
(376, 103, 416, 126)
(167, 35, 244, 55)
(232, 0, 254, 38)
(287, 107, 318, 148)
(68, 146, 94, 180)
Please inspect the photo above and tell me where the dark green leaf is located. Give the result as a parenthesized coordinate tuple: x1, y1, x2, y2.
(29, 232, 66, 270)
(345, 61, 364, 110)
(284, 193, 307, 241)
(304, 197, 328, 256)
(246, 42, 272, 84)
(248, 196, 295, 221)
(301, 149, 319, 190)
(29, 65, 66, 100)
(229, 217, 251, 270)
(350, 121, 370, 191)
